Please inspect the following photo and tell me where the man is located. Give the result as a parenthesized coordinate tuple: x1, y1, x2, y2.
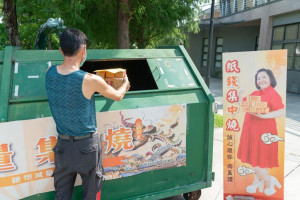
(46, 28, 130, 200)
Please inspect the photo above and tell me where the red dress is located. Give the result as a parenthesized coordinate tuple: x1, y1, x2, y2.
(237, 86, 284, 168)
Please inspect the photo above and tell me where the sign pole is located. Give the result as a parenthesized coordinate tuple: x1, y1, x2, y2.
(205, 0, 215, 88)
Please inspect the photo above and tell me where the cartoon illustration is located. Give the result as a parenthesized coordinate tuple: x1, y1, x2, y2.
(101, 105, 186, 180)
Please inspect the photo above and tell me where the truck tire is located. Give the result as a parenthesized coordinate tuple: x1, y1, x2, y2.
(183, 190, 201, 200)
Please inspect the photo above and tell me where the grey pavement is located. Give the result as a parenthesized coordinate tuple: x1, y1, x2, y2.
(163, 78, 300, 200)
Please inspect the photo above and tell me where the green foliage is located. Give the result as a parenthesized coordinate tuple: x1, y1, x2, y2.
(0, 0, 9, 50)
(1, 0, 209, 49)
(214, 113, 223, 128)
(17, 0, 60, 49)
(54, 0, 118, 49)
(130, 0, 202, 48)
(0, 23, 9, 50)
(52, 0, 207, 49)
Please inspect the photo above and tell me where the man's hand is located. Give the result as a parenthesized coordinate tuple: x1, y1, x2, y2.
(123, 75, 131, 91)
(83, 73, 130, 101)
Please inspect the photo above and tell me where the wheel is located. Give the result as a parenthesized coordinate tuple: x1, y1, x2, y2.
(183, 190, 201, 200)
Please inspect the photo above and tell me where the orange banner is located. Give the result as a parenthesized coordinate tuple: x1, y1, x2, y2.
(223, 50, 287, 200)
(0, 104, 186, 199)
(0, 168, 54, 187)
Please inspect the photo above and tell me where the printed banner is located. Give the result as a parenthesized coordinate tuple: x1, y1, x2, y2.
(223, 50, 287, 200)
(99, 104, 186, 180)
(0, 104, 186, 199)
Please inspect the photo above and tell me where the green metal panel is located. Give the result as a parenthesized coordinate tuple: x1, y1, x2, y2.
(11, 62, 49, 100)
(8, 88, 204, 121)
(1, 46, 215, 200)
(147, 58, 197, 89)
(0, 50, 4, 62)
(13, 49, 182, 62)
(0, 46, 13, 122)
(0, 50, 3, 97)
(8, 101, 52, 121)
(0, 64, 3, 94)
(146, 59, 165, 88)
(176, 45, 215, 186)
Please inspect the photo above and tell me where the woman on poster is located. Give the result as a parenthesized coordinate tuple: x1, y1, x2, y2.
(237, 68, 284, 196)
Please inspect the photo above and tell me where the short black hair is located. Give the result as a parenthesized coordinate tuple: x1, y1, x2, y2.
(255, 68, 277, 90)
(59, 28, 87, 56)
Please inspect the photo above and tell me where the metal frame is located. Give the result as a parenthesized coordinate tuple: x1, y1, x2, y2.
(214, 37, 224, 69)
(201, 38, 209, 68)
(233, 0, 238, 13)
(0, 46, 13, 122)
(255, 36, 259, 50)
(218, 0, 281, 18)
(271, 23, 300, 71)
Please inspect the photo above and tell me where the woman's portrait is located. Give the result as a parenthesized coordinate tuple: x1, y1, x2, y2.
(237, 68, 284, 196)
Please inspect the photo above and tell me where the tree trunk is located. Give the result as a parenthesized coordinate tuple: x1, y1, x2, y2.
(117, 0, 131, 49)
(3, 0, 22, 47)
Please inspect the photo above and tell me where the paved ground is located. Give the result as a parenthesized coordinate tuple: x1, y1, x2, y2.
(163, 78, 300, 200)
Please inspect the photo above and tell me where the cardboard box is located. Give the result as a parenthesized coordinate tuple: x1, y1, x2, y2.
(94, 68, 126, 78)
(104, 78, 124, 90)
(241, 95, 269, 114)
(94, 68, 126, 90)
(94, 71, 105, 79)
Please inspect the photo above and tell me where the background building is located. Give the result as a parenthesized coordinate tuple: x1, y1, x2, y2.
(187, 0, 300, 93)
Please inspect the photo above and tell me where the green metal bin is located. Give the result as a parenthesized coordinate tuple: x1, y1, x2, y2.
(0, 45, 215, 200)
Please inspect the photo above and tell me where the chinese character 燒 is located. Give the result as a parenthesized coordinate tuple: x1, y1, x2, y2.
(226, 75, 240, 88)
(226, 89, 239, 103)
(104, 127, 134, 154)
(225, 60, 240, 73)
(227, 177, 233, 182)
(0, 143, 16, 172)
(34, 136, 57, 166)
(226, 119, 240, 132)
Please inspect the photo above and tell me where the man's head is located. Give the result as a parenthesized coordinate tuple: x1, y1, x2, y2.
(59, 28, 87, 57)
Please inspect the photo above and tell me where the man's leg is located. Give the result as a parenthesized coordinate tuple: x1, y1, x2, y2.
(54, 171, 77, 200)
(53, 138, 77, 200)
(75, 135, 103, 200)
(80, 169, 103, 200)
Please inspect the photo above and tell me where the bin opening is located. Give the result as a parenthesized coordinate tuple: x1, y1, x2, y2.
(81, 59, 158, 91)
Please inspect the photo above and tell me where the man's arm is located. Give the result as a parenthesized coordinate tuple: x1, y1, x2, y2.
(84, 73, 130, 101)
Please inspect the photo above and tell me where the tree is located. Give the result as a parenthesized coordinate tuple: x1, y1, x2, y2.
(117, 0, 131, 49)
(129, 0, 203, 48)
(2, 0, 208, 49)
(53, 0, 206, 49)
(54, 0, 118, 49)
(2, 0, 21, 46)
(17, 0, 60, 49)
(1, 0, 60, 49)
